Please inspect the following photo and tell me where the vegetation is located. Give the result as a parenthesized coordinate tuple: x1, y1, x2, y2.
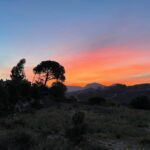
(10, 58, 26, 81)
(0, 58, 150, 149)
(33, 60, 65, 86)
(130, 96, 150, 110)
(0, 103, 149, 149)
(0, 131, 34, 150)
(0, 58, 67, 114)
(50, 82, 67, 101)
(65, 111, 86, 145)
(88, 97, 106, 105)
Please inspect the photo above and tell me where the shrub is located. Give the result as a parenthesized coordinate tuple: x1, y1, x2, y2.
(19, 80, 31, 99)
(82, 142, 109, 150)
(50, 82, 67, 101)
(64, 96, 78, 103)
(5, 80, 21, 105)
(130, 96, 150, 110)
(140, 138, 150, 145)
(88, 97, 106, 105)
(0, 81, 10, 112)
(6, 80, 31, 104)
(31, 84, 40, 99)
(0, 131, 35, 150)
(65, 111, 87, 145)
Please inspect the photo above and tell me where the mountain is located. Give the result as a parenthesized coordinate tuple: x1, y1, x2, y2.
(67, 82, 106, 92)
(84, 83, 106, 90)
(67, 83, 150, 104)
(67, 86, 82, 92)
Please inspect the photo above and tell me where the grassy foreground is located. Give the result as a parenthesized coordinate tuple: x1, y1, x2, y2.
(0, 103, 150, 150)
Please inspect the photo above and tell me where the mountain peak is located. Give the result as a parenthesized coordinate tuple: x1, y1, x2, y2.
(84, 82, 106, 89)
(67, 82, 106, 93)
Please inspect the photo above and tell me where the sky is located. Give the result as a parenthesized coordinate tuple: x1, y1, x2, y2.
(0, 0, 150, 86)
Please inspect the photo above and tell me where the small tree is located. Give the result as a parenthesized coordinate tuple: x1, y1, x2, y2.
(33, 60, 65, 86)
(10, 59, 26, 81)
(9, 59, 32, 105)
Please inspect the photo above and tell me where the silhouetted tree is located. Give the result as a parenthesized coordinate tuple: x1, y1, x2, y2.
(10, 59, 26, 81)
(33, 60, 65, 86)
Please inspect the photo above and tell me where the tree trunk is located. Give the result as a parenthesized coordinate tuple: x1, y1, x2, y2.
(44, 72, 49, 86)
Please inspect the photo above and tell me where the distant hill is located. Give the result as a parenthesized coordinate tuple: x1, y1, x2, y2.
(67, 86, 82, 92)
(67, 83, 150, 104)
(84, 82, 106, 90)
(67, 82, 106, 92)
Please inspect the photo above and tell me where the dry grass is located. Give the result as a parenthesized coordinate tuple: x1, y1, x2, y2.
(0, 103, 150, 150)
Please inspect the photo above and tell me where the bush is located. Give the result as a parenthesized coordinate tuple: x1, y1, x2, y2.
(130, 96, 150, 110)
(0, 131, 35, 150)
(6, 80, 31, 104)
(50, 82, 67, 101)
(88, 97, 106, 105)
(0, 81, 9, 111)
(31, 84, 43, 100)
(64, 96, 78, 103)
(140, 138, 150, 146)
(65, 111, 87, 145)
(19, 80, 31, 99)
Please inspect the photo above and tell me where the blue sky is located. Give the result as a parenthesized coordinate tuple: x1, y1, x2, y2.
(0, 0, 150, 85)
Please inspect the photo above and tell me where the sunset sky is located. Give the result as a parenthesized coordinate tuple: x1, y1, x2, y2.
(0, 0, 150, 86)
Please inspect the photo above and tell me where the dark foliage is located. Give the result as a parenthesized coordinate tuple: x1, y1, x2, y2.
(130, 96, 150, 110)
(33, 60, 65, 86)
(88, 97, 106, 105)
(0, 131, 34, 150)
(65, 111, 87, 145)
(30, 84, 43, 99)
(10, 59, 26, 81)
(50, 81, 67, 99)
(6, 59, 31, 105)
(140, 138, 150, 146)
(6, 80, 31, 104)
(64, 96, 78, 103)
(0, 58, 67, 115)
(0, 80, 10, 113)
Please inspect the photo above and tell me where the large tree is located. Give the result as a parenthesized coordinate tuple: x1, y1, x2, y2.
(10, 58, 26, 81)
(33, 60, 65, 86)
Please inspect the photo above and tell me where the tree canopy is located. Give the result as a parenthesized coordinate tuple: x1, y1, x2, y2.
(33, 60, 65, 86)
(10, 59, 26, 81)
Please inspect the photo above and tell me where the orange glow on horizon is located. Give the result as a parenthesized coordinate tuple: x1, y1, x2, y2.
(7, 46, 150, 87)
